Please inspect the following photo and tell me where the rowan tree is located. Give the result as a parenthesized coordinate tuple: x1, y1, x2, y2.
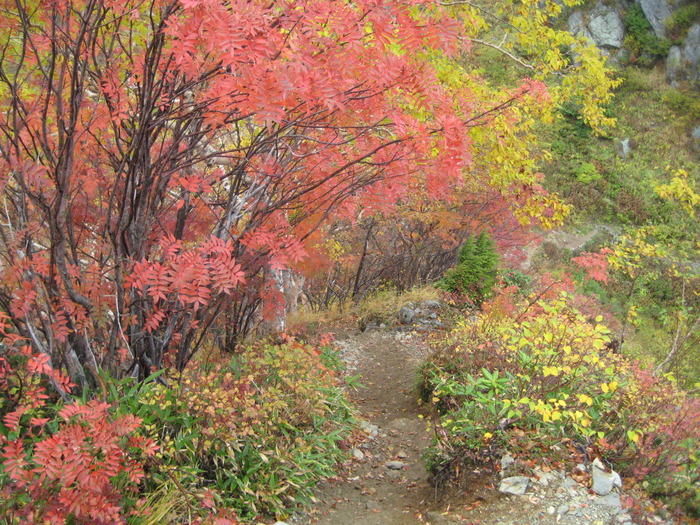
(0, 0, 617, 386)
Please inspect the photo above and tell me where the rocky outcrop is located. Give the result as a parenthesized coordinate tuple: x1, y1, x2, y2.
(566, 1, 700, 87)
(684, 24, 700, 81)
(691, 124, 700, 153)
(667, 24, 700, 84)
(589, 3, 625, 48)
(568, 3, 625, 49)
(639, 0, 672, 39)
(667, 45, 684, 83)
(568, 11, 594, 42)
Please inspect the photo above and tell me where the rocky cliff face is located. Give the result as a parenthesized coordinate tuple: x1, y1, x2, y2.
(566, 0, 700, 86)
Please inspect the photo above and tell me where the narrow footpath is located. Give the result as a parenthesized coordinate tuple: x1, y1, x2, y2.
(300, 329, 435, 524)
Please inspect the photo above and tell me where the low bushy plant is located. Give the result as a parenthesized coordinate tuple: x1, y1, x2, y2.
(666, 3, 700, 42)
(123, 341, 354, 522)
(422, 290, 699, 516)
(623, 4, 672, 67)
(0, 308, 354, 524)
(0, 314, 157, 525)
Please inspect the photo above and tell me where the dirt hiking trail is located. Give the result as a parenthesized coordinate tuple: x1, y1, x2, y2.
(299, 330, 435, 524)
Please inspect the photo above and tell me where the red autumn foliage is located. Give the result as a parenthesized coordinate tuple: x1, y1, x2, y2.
(572, 248, 613, 283)
(614, 364, 700, 484)
(0, 315, 156, 524)
(0, 0, 574, 387)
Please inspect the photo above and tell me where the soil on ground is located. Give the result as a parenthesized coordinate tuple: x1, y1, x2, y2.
(295, 329, 519, 525)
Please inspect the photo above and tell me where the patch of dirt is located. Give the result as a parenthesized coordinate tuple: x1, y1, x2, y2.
(520, 223, 620, 270)
(294, 329, 534, 525)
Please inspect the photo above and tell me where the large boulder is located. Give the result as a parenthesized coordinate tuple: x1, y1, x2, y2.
(683, 24, 700, 81)
(691, 125, 700, 153)
(666, 45, 683, 84)
(568, 10, 594, 42)
(589, 3, 625, 48)
(692, 125, 700, 141)
(666, 24, 700, 84)
(639, 0, 672, 39)
(568, 3, 624, 49)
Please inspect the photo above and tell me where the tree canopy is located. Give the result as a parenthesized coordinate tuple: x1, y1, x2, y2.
(0, 0, 618, 385)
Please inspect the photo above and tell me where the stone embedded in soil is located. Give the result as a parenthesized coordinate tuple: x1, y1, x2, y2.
(561, 476, 579, 489)
(398, 306, 415, 324)
(421, 300, 441, 309)
(499, 476, 530, 495)
(591, 457, 622, 496)
(533, 469, 560, 486)
(500, 453, 515, 472)
(425, 510, 462, 524)
(385, 460, 406, 470)
(594, 492, 623, 509)
(359, 420, 379, 436)
(352, 448, 365, 460)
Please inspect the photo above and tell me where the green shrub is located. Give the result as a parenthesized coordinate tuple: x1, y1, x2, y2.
(421, 290, 700, 517)
(623, 4, 672, 67)
(110, 341, 355, 522)
(439, 231, 499, 306)
(666, 3, 700, 42)
(574, 162, 602, 184)
(501, 269, 532, 295)
(661, 89, 700, 126)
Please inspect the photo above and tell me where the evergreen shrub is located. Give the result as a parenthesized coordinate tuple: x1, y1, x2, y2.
(439, 231, 499, 306)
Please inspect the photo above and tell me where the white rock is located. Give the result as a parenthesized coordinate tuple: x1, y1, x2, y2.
(595, 492, 623, 509)
(500, 453, 515, 472)
(499, 476, 530, 496)
(591, 458, 622, 496)
(588, 4, 624, 48)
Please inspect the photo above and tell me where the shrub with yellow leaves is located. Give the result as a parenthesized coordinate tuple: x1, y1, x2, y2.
(422, 288, 699, 517)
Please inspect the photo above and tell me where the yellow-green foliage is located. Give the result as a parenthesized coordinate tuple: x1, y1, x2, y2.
(424, 292, 627, 447)
(121, 342, 354, 522)
(423, 290, 699, 513)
